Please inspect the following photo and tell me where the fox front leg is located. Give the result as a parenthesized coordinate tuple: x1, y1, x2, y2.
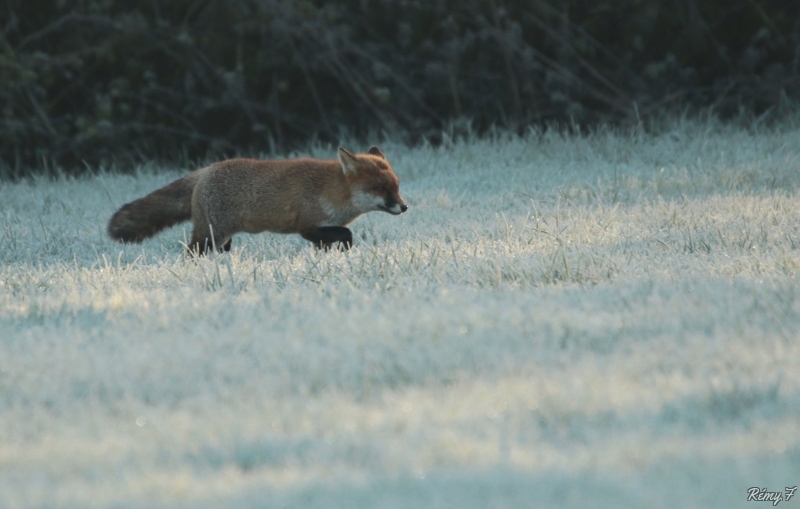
(300, 226, 353, 251)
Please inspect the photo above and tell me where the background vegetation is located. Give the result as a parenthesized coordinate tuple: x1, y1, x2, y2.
(1, 0, 799, 175)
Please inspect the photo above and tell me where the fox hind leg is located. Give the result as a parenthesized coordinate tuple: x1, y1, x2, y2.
(188, 224, 230, 255)
(188, 236, 230, 255)
(301, 226, 353, 251)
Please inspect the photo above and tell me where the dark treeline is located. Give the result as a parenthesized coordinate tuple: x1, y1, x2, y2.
(1, 0, 799, 176)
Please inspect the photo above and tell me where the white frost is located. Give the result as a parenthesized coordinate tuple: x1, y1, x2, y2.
(1, 118, 799, 508)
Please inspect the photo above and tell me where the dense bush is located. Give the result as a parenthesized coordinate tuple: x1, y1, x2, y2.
(1, 0, 799, 175)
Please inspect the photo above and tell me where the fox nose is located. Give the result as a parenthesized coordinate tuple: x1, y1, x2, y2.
(400, 204, 408, 213)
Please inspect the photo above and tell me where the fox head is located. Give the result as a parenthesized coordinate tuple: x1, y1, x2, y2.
(339, 146, 408, 215)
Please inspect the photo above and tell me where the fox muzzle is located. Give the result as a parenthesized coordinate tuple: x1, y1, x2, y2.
(381, 202, 408, 215)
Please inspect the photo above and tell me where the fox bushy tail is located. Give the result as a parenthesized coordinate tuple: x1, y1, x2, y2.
(107, 174, 198, 243)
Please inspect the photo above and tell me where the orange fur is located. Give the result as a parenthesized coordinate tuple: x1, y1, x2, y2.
(107, 147, 407, 253)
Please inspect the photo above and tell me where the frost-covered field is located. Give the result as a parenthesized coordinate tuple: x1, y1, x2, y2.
(1, 119, 799, 508)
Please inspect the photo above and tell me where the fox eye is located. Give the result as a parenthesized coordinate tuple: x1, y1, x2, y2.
(377, 186, 387, 193)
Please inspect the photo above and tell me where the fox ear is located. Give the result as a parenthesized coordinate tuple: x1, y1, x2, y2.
(367, 146, 386, 160)
(338, 147, 359, 176)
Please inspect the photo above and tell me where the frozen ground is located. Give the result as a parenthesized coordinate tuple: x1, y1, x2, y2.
(1, 118, 799, 508)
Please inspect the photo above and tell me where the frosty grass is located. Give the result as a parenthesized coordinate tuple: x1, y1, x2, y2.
(1, 118, 799, 508)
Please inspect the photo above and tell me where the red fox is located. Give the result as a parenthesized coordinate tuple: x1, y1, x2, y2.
(107, 146, 407, 253)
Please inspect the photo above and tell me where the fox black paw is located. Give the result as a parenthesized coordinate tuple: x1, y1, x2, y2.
(301, 226, 353, 250)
